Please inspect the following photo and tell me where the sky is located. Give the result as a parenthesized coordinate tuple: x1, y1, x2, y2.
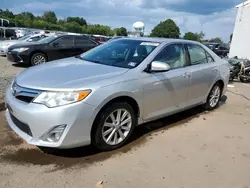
(1, 0, 244, 42)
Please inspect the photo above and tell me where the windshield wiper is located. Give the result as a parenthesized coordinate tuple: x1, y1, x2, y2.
(75, 56, 101, 64)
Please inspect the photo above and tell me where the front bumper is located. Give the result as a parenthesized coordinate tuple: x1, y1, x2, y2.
(7, 51, 30, 64)
(0, 47, 7, 56)
(5, 87, 97, 148)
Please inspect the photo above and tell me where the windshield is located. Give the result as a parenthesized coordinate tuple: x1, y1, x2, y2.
(36, 36, 57, 44)
(17, 35, 31, 41)
(80, 39, 159, 68)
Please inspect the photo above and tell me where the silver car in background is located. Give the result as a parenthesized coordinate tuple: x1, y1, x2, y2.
(5, 38, 230, 151)
(0, 34, 48, 56)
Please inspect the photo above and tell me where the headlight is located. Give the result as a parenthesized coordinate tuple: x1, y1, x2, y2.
(2, 43, 12, 47)
(33, 90, 91, 108)
(12, 47, 29, 52)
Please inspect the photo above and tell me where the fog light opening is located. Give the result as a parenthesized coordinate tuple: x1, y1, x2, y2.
(43, 125, 67, 143)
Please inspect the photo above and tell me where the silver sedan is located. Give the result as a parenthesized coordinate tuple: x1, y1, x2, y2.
(5, 38, 230, 151)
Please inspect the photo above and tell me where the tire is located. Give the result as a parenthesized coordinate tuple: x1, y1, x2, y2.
(92, 102, 137, 151)
(30, 53, 47, 66)
(204, 83, 222, 110)
(240, 77, 250, 83)
(240, 77, 246, 83)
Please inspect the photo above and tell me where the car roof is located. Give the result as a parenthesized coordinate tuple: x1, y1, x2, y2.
(118, 37, 203, 45)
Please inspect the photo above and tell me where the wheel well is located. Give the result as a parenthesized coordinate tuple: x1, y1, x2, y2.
(91, 96, 140, 138)
(216, 80, 224, 90)
(29, 51, 48, 64)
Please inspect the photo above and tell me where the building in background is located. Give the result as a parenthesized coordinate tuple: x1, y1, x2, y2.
(229, 0, 250, 59)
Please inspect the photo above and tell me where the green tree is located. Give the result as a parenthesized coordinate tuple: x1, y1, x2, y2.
(114, 27, 127, 36)
(230, 33, 233, 42)
(42, 11, 57, 24)
(87, 24, 114, 36)
(150, 19, 180, 38)
(63, 22, 84, 33)
(66, 17, 87, 26)
(197, 31, 205, 41)
(183, 31, 205, 42)
(209, 37, 223, 43)
(183, 32, 199, 41)
(0, 9, 14, 19)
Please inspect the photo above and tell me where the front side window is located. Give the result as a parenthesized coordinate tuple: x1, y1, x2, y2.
(153, 43, 187, 69)
(206, 52, 214, 63)
(80, 39, 159, 69)
(187, 44, 208, 65)
(29, 36, 40, 42)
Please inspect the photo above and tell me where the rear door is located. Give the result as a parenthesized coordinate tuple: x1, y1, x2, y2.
(186, 43, 218, 105)
(73, 36, 98, 56)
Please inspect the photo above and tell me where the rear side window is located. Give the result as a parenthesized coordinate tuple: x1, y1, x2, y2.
(74, 37, 96, 46)
(187, 44, 208, 65)
(55, 36, 74, 47)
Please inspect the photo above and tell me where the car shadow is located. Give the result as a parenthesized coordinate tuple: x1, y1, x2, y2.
(12, 63, 29, 68)
(41, 95, 228, 158)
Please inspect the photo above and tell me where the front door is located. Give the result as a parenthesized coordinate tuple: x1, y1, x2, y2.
(143, 43, 191, 121)
(47, 36, 75, 61)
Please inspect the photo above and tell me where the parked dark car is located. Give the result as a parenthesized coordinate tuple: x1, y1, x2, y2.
(203, 42, 229, 58)
(7, 34, 98, 66)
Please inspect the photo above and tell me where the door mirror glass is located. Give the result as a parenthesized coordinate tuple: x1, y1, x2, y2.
(151, 61, 170, 72)
(53, 42, 59, 47)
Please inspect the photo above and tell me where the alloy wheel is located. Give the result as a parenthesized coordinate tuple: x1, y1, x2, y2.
(209, 85, 221, 108)
(33, 55, 46, 65)
(102, 109, 132, 145)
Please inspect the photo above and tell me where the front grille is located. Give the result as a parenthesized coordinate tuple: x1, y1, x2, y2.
(12, 83, 42, 103)
(10, 113, 33, 137)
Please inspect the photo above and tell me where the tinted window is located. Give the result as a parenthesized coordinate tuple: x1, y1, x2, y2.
(153, 44, 187, 69)
(55, 36, 74, 47)
(80, 40, 158, 69)
(187, 44, 207, 65)
(29, 36, 41, 42)
(75, 37, 96, 46)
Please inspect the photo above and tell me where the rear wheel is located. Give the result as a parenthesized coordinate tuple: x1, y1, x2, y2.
(92, 102, 137, 151)
(31, 53, 47, 66)
(204, 83, 222, 110)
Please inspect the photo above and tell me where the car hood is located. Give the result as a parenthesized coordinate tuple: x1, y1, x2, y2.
(16, 57, 129, 90)
(8, 42, 42, 50)
(0, 40, 19, 47)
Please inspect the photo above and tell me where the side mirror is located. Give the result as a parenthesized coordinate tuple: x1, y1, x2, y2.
(150, 61, 170, 72)
(52, 42, 59, 47)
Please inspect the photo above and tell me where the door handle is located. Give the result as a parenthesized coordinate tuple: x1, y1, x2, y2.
(213, 68, 218, 72)
(183, 72, 191, 78)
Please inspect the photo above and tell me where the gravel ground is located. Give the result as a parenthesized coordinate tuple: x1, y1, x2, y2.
(0, 56, 250, 188)
(0, 56, 26, 102)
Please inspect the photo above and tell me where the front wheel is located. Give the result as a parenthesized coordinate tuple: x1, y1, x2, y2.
(92, 102, 137, 151)
(204, 83, 222, 110)
(30, 53, 47, 66)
